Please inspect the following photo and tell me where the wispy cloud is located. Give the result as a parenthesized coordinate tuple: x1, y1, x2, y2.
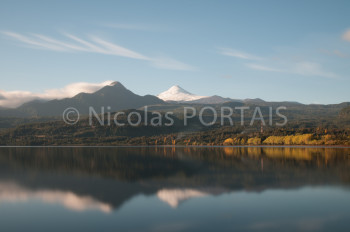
(246, 62, 339, 79)
(150, 57, 197, 71)
(2, 31, 65, 51)
(246, 63, 283, 72)
(1, 31, 195, 71)
(32, 34, 87, 51)
(219, 48, 262, 60)
(293, 62, 339, 78)
(342, 29, 350, 42)
(0, 80, 113, 108)
(90, 36, 149, 60)
(219, 46, 339, 79)
(320, 49, 348, 58)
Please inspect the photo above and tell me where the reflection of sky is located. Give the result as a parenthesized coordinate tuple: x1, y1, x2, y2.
(0, 182, 112, 213)
(0, 146, 349, 231)
(0, 184, 349, 232)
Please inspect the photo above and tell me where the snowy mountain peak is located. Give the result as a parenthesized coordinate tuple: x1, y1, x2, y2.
(166, 85, 191, 94)
(157, 85, 206, 102)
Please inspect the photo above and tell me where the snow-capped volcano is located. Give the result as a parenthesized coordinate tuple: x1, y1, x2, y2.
(157, 85, 206, 102)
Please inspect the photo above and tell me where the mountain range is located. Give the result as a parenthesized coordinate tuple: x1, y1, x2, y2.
(157, 85, 255, 104)
(0, 81, 163, 117)
(0, 81, 349, 120)
(157, 85, 269, 105)
(0, 81, 252, 117)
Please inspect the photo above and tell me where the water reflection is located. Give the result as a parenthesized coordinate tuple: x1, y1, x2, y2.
(0, 147, 349, 212)
(0, 147, 349, 231)
(157, 188, 216, 208)
(0, 181, 112, 213)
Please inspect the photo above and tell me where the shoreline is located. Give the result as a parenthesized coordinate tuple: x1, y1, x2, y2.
(1, 145, 350, 148)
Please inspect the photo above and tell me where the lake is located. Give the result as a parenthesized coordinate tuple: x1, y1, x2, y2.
(0, 146, 349, 232)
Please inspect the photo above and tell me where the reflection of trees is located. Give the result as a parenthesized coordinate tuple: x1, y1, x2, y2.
(0, 147, 349, 210)
(0, 147, 350, 188)
(0, 147, 198, 181)
(0, 147, 349, 184)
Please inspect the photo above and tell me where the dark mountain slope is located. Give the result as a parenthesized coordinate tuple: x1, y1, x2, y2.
(0, 82, 164, 117)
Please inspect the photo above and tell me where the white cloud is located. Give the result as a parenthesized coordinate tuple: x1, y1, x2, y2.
(0, 91, 37, 108)
(342, 29, 350, 42)
(90, 36, 149, 60)
(1, 31, 194, 70)
(0, 80, 113, 108)
(293, 62, 339, 78)
(2, 31, 65, 51)
(320, 49, 348, 58)
(219, 48, 262, 60)
(246, 63, 284, 72)
(33, 34, 88, 51)
(151, 57, 197, 71)
(333, 50, 348, 58)
(246, 61, 339, 79)
(220, 46, 340, 79)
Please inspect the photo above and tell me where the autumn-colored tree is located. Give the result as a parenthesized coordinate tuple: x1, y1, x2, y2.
(223, 138, 234, 145)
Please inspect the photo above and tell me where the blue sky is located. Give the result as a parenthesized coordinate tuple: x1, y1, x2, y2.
(0, 0, 350, 105)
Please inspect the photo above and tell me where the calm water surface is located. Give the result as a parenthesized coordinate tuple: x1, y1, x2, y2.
(0, 147, 349, 232)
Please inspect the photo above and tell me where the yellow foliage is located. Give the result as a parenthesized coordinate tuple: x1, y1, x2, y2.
(263, 136, 284, 145)
(223, 138, 234, 145)
(263, 134, 314, 145)
(247, 137, 261, 145)
(233, 138, 240, 144)
(284, 135, 293, 145)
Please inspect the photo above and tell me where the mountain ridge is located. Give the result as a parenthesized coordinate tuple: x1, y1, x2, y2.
(1, 81, 349, 120)
(0, 81, 164, 117)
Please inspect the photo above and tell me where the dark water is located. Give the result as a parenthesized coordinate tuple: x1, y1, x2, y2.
(0, 147, 349, 232)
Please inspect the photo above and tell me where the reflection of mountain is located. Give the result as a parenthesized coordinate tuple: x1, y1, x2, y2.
(157, 188, 229, 208)
(0, 147, 349, 212)
(0, 181, 112, 213)
(157, 188, 207, 208)
(0, 168, 157, 212)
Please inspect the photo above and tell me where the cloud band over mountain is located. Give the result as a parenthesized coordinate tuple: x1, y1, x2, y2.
(0, 80, 113, 108)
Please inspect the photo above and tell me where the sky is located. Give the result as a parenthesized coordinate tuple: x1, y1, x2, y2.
(0, 0, 350, 107)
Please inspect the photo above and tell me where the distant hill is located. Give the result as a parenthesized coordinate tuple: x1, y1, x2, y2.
(0, 81, 164, 117)
(340, 106, 350, 120)
(0, 81, 349, 132)
(243, 98, 266, 104)
(187, 95, 241, 104)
